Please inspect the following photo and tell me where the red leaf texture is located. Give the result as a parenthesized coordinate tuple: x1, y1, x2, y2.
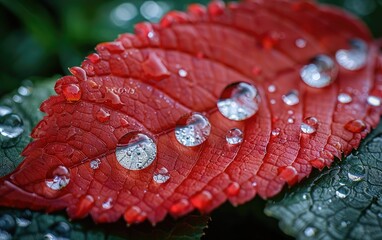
(1, 0, 382, 224)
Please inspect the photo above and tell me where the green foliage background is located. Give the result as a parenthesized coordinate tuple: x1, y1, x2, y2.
(0, 0, 381, 239)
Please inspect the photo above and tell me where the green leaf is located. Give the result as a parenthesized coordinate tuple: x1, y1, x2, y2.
(0, 208, 209, 240)
(0, 79, 55, 177)
(265, 119, 382, 240)
(0, 79, 209, 239)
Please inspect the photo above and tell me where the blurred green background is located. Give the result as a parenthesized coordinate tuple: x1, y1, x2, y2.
(0, 0, 381, 239)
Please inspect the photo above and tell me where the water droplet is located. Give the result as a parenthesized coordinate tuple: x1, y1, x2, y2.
(225, 182, 240, 196)
(69, 67, 87, 81)
(110, 3, 138, 26)
(337, 93, 352, 104)
(288, 110, 294, 115)
(340, 221, 348, 228)
(282, 90, 299, 106)
(287, 117, 295, 124)
(153, 167, 170, 184)
(268, 85, 276, 93)
(304, 227, 317, 237)
(0, 113, 24, 147)
(190, 190, 213, 210)
(300, 54, 338, 88)
(251, 181, 257, 187)
(217, 82, 260, 121)
(300, 117, 318, 134)
(124, 206, 146, 224)
(348, 165, 365, 181)
(12, 95, 22, 103)
(102, 197, 113, 209)
(62, 84, 82, 102)
(175, 113, 211, 147)
(226, 128, 243, 145)
(17, 86, 32, 97)
(45, 166, 71, 190)
(178, 69, 188, 78)
(367, 95, 381, 107)
(15, 210, 32, 228)
(311, 158, 326, 169)
(0, 214, 15, 232)
(142, 52, 170, 80)
(302, 194, 307, 200)
(344, 119, 366, 133)
(270, 99, 276, 105)
(45, 221, 71, 240)
(278, 166, 298, 184)
(271, 128, 281, 136)
(140, 1, 167, 21)
(295, 38, 307, 48)
(336, 38, 367, 71)
(87, 53, 101, 64)
(115, 132, 157, 170)
(0, 230, 12, 240)
(73, 195, 94, 218)
(90, 159, 101, 170)
(96, 108, 110, 123)
(170, 199, 191, 215)
(336, 186, 350, 199)
(378, 212, 382, 218)
(0, 106, 12, 117)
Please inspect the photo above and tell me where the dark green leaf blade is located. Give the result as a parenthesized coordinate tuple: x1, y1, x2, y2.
(265, 119, 382, 240)
(0, 79, 55, 177)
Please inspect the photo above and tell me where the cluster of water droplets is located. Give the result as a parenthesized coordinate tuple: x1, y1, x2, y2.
(0, 210, 34, 240)
(44, 221, 71, 240)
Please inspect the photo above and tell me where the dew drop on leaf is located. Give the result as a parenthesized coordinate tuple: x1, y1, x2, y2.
(124, 206, 146, 224)
(0, 113, 24, 148)
(347, 165, 365, 181)
(335, 38, 367, 71)
(62, 84, 82, 102)
(367, 95, 381, 107)
(90, 159, 101, 170)
(300, 117, 319, 134)
(300, 54, 338, 88)
(310, 158, 326, 169)
(190, 190, 212, 210)
(15, 210, 32, 228)
(45, 221, 71, 240)
(278, 166, 298, 184)
(115, 132, 157, 170)
(175, 113, 211, 147)
(336, 186, 350, 199)
(0, 214, 15, 232)
(226, 128, 243, 145)
(225, 182, 240, 196)
(153, 167, 170, 184)
(102, 197, 113, 209)
(344, 119, 367, 133)
(170, 199, 191, 215)
(45, 166, 71, 190)
(17, 86, 32, 97)
(96, 108, 111, 123)
(178, 68, 188, 78)
(295, 38, 307, 48)
(282, 90, 299, 106)
(0, 106, 12, 117)
(304, 227, 317, 237)
(217, 82, 260, 121)
(267, 85, 276, 93)
(271, 128, 281, 137)
(0, 230, 12, 240)
(337, 93, 352, 104)
(287, 117, 295, 124)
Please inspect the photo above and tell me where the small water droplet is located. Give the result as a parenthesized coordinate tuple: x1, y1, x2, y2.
(0, 113, 24, 147)
(300, 54, 338, 88)
(270, 99, 276, 105)
(282, 90, 299, 106)
(336, 38, 367, 71)
(217, 82, 261, 121)
(170, 199, 191, 215)
(268, 85, 276, 93)
(190, 190, 213, 210)
(302, 194, 307, 200)
(288, 110, 294, 115)
(295, 38, 307, 48)
(178, 69, 188, 78)
(45, 166, 70, 190)
(90, 159, 101, 170)
(226, 128, 243, 145)
(153, 167, 170, 184)
(102, 197, 113, 209)
(337, 93, 352, 104)
(0, 106, 12, 117)
(300, 117, 318, 134)
(348, 165, 365, 181)
(96, 108, 110, 123)
(287, 117, 295, 124)
(344, 119, 366, 133)
(340, 221, 348, 228)
(17, 86, 32, 97)
(271, 128, 281, 136)
(175, 113, 211, 147)
(15, 210, 32, 228)
(278, 166, 298, 184)
(367, 95, 381, 107)
(0, 214, 15, 232)
(336, 186, 350, 199)
(251, 181, 257, 187)
(304, 227, 317, 237)
(87, 53, 101, 64)
(12, 95, 22, 103)
(225, 182, 240, 196)
(115, 132, 157, 170)
(378, 212, 382, 218)
(62, 84, 82, 102)
(124, 206, 146, 224)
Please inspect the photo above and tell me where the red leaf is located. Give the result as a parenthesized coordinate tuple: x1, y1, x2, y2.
(1, 0, 382, 224)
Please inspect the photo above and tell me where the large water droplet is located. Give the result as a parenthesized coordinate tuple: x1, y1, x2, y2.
(367, 95, 381, 107)
(282, 90, 299, 106)
(217, 82, 260, 121)
(62, 84, 82, 102)
(337, 93, 352, 104)
(0, 106, 12, 117)
(336, 38, 367, 71)
(344, 119, 366, 133)
(336, 186, 350, 199)
(304, 227, 317, 237)
(300, 54, 338, 88)
(175, 113, 211, 147)
(45, 166, 71, 190)
(153, 167, 170, 184)
(300, 117, 318, 134)
(90, 159, 101, 170)
(226, 128, 243, 145)
(348, 165, 365, 181)
(115, 132, 157, 170)
(0, 114, 24, 147)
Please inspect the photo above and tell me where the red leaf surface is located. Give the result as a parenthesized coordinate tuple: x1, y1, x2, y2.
(1, 0, 382, 224)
